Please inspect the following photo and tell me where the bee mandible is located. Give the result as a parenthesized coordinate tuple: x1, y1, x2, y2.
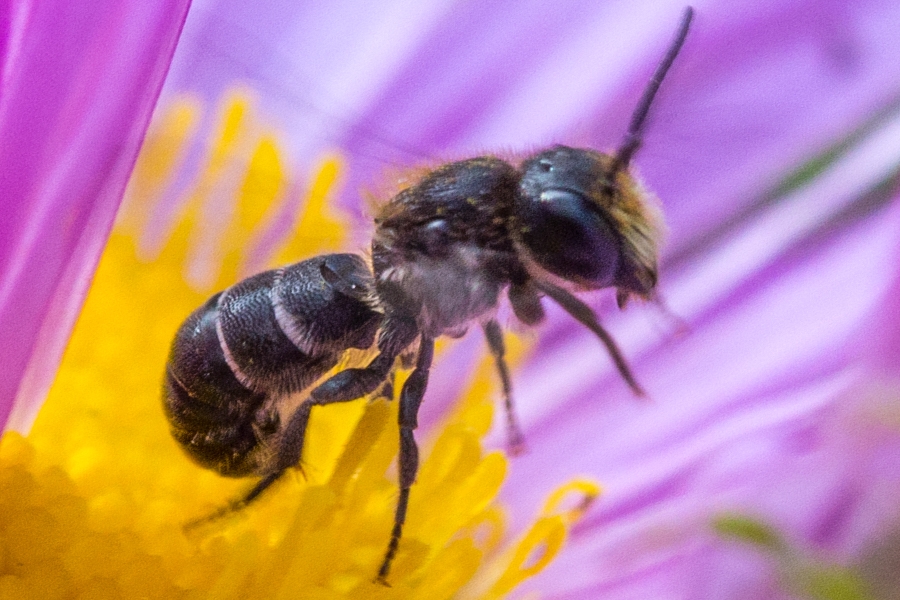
(163, 6, 693, 584)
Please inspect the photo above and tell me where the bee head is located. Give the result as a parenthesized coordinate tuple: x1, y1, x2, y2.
(515, 145, 661, 307)
(513, 6, 692, 307)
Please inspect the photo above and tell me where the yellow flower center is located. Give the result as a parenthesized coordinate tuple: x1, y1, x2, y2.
(0, 91, 599, 599)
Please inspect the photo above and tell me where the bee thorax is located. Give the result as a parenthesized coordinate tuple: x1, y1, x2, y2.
(376, 244, 503, 336)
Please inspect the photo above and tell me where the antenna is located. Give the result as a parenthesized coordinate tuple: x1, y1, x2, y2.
(612, 6, 693, 173)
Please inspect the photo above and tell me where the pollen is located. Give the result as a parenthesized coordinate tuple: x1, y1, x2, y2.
(0, 93, 598, 599)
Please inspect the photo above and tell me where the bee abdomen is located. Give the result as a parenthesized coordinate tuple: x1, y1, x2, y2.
(163, 254, 383, 477)
(217, 269, 341, 396)
(164, 371, 262, 476)
(164, 294, 269, 476)
(272, 254, 382, 354)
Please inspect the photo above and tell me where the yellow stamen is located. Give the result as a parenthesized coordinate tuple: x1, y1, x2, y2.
(272, 156, 349, 267)
(119, 96, 202, 237)
(215, 135, 286, 286)
(542, 479, 602, 523)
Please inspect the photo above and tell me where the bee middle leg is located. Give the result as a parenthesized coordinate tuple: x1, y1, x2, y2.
(377, 335, 434, 585)
(482, 319, 526, 455)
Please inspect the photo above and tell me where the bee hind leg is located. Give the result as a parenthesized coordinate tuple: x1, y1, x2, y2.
(182, 465, 287, 532)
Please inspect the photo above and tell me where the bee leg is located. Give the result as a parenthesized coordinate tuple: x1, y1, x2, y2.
(376, 335, 434, 586)
(373, 373, 394, 401)
(534, 280, 645, 396)
(241, 318, 421, 510)
(509, 281, 545, 326)
(482, 319, 526, 455)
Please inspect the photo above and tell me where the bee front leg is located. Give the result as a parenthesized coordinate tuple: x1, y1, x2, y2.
(376, 335, 434, 585)
(534, 280, 645, 396)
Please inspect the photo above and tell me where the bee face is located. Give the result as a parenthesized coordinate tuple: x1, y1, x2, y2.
(515, 145, 661, 302)
(516, 146, 624, 288)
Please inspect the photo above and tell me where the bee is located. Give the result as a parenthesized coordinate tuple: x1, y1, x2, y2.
(163, 6, 693, 584)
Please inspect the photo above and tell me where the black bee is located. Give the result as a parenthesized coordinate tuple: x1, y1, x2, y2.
(163, 6, 693, 584)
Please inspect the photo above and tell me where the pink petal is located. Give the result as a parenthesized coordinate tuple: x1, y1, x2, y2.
(0, 1, 191, 431)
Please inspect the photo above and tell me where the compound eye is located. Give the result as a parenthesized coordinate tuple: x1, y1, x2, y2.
(518, 188, 620, 286)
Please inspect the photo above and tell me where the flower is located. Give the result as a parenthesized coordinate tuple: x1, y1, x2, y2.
(5, 0, 900, 598)
(0, 105, 597, 596)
